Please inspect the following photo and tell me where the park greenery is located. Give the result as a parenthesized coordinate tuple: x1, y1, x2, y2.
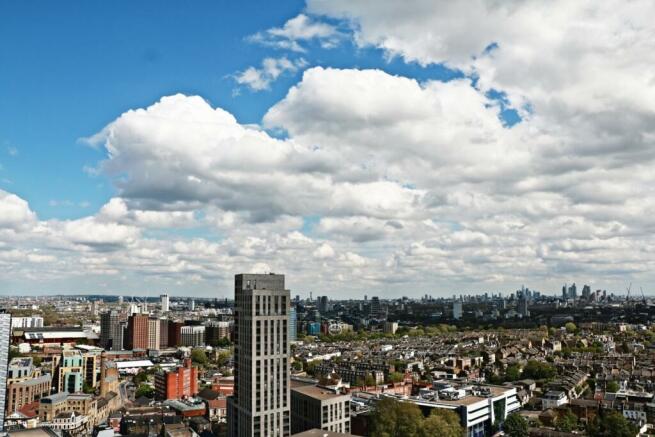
(370, 398, 463, 437)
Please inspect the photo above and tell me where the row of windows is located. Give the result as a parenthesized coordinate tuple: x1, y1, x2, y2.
(255, 319, 288, 356)
(255, 295, 288, 316)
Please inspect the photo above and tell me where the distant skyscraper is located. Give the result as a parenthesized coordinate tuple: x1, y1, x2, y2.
(118, 295, 124, 305)
(562, 284, 567, 300)
(190, 298, 195, 311)
(582, 284, 591, 300)
(0, 311, 10, 432)
(126, 314, 149, 350)
(228, 273, 290, 437)
(289, 306, 297, 342)
(318, 296, 328, 314)
(453, 300, 463, 320)
(370, 296, 382, 320)
(100, 310, 123, 351)
(160, 293, 170, 312)
(568, 283, 577, 300)
(518, 293, 530, 317)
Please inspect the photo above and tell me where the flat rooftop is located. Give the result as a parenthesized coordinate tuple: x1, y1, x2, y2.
(293, 430, 355, 437)
(414, 384, 514, 407)
(291, 382, 349, 401)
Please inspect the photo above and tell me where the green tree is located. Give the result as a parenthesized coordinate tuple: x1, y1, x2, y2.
(216, 351, 231, 367)
(370, 398, 424, 437)
(291, 361, 303, 371)
(216, 337, 232, 347)
(421, 409, 462, 437)
(606, 381, 620, 393)
(556, 409, 578, 432)
(135, 384, 154, 398)
(587, 411, 638, 437)
(505, 364, 521, 381)
(191, 349, 208, 366)
(133, 372, 148, 384)
(565, 322, 577, 333)
(522, 360, 556, 380)
(365, 374, 377, 387)
(388, 372, 404, 383)
(82, 381, 95, 394)
(503, 413, 529, 437)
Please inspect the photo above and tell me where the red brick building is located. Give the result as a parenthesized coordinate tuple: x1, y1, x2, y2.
(154, 359, 198, 400)
(126, 314, 149, 350)
(211, 375, 234, 396)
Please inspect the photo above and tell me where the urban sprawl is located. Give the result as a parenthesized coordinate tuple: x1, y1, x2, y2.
(0, 275, 653, 437)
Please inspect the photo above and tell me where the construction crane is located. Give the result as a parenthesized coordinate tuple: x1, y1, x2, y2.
(626, 282, 632, 302)
(640, 287, 646, 304)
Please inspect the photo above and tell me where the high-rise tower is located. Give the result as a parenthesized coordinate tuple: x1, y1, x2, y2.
(0, 311, 10, 431)
(100, 310, 124, 351)
(160, 293, 170, 312)
(228, 273, 290, 437)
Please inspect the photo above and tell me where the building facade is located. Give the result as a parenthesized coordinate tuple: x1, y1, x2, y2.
(148, 317, 161, 351)
(10, 316, 44, 330)
(291, 384, 351, 435)
(57, 350, 85, 393)
(126, 314, 149, 350)
(180, 325, 205, 347)
(228, 273, 291, 437)
(100, 311, 123, 351)
(161, 293, 170, 312)
(206, 321, 231, 346)
(154, 358, 199, 400)
(289, 306, 297, 342)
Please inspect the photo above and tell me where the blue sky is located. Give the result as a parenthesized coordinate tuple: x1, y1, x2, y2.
(0, 0, 467, 221)
(0, 0, 650, 298)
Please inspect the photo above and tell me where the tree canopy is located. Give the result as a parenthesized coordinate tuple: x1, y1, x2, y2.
(555, 409, 578, 432)
(370, 398, 464, 437)
(522, 360, 556, 380)
(191, 348, 208, 366)
(587, 411, 638, 437)
(135, 384, 154, 398)
(503, 413, 529, 437)
(606, 381, 620, 393)
(565, 322, 577, 333)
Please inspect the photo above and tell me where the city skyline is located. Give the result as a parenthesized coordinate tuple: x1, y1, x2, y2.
(2, 1, 655, 298)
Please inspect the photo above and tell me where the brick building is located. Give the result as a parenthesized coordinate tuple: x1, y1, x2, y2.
(126, 314, 149, 350)
(154, 358, 198, 400)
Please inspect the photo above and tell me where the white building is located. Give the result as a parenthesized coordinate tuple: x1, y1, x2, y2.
(382, 382, 519, 437)
(160, 293, 170, 312)
(11, 316, 44, 330)
(542, 390, 568, 409)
